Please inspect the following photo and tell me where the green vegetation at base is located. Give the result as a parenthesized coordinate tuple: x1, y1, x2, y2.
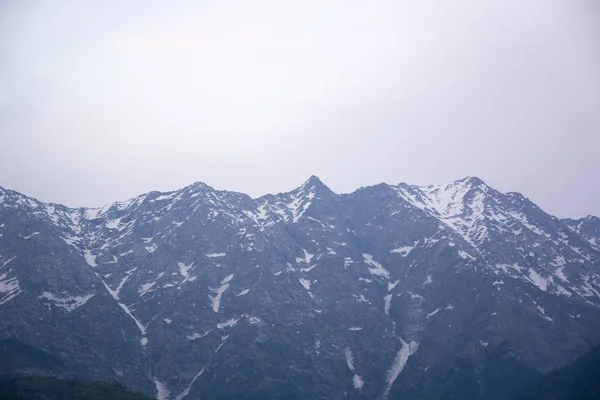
(0, 376, 152, 400)
(518, 345, 600, 400)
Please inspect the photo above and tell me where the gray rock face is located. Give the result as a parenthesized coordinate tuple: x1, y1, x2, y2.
(1, 176, 599, 399)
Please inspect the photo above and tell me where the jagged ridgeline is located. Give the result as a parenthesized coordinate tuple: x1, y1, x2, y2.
(1, 176, 599, 399)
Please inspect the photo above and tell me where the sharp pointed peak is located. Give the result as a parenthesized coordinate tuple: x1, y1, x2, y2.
(291, 175, 336, 198)
(455, 176, 487, 187)
(185, 180, 214, 192)
(303, 175, 324, 186)
(300, 175, 328, 190)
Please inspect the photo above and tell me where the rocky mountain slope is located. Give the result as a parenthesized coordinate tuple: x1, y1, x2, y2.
(1, 176, 599, 399)
(518, 344, 600, 400)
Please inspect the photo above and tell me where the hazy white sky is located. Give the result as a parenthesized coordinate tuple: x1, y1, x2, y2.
(1, 0, 599, 217)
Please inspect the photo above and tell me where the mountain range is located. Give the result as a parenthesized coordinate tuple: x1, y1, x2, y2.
(1, 176, 599, 399)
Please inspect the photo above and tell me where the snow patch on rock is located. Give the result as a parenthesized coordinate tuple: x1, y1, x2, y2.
(362, 253, 390, 278)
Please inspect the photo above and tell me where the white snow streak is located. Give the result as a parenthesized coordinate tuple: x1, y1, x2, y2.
(139, 282, 157, 297)
(107, 268, 136, 300)
(496, 263, 522, 274)
(105, 218, 121, 229)
(174, 368, 205, 400)
(391, 246, 414, 256)
(536, 306, 553, 322)
(217, 318, 239, 329)
(21, 231, 40, 240)
(206, 252, 226, 258)
(0, 271, 20, 305)
(353, 375, 364, 389)
(427, 308, 440, 318)
(458, 250, 476, 260)
(287, 189, 314, 223)
(394, 180, 488, 249)
(1, 256, 16, 269)
(296, 249, 315, 264)
(384, 340, 418, 398)
(384, 294, 393, 315)
(117, 302, 148, 345)
(221, 274, 234, 285)
(528, 269, 548, 292)
(388, 280, 400, 291)
(38, 292, 95, 312)
(555, 285, 572, 297)
(343, 348, 364, 389)
(362, 253, 390, 278)
(554, 267, 568, 283)
(299, 278, 312, 290)
(209, 283, 230, 313)
(186, 331, 211, 340)
(344, 348, 355, 371)
(83, 250, 97, 267)
(154, 379, 170, 400)
(178, 262, 194, 284)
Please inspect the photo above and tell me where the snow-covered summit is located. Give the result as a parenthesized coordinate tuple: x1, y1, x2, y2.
(1, 176, 599, 399)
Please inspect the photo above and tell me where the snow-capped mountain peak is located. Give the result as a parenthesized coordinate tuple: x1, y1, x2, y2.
(1, 177, 599, 399)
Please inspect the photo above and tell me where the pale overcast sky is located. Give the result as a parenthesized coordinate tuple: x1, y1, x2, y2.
(1, 0, 599, 217)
